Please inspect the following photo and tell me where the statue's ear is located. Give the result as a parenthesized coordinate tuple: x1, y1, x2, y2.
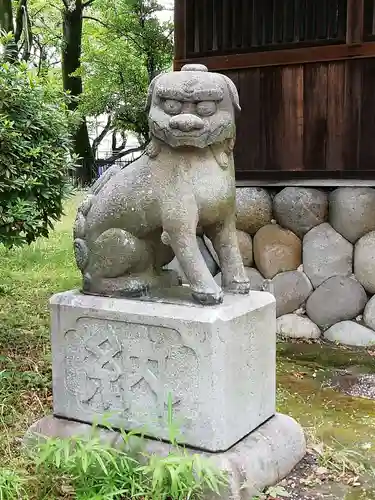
(145, 74, 163, 113)
(221, 74, 241, 113)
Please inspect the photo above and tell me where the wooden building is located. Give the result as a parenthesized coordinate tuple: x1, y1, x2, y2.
(174, 1, 375, 184)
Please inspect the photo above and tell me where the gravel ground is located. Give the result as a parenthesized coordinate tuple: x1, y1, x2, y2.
(345, 374, 375, 400)
(277, 451, 374, 499)
(327, 372, 375, 400)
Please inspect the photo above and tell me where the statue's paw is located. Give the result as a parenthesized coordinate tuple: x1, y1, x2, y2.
(225, 279, 251, 295)
(192, 288, 224, 306)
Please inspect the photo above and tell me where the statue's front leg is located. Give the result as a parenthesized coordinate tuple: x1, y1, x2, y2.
(206, 217, 250, 294)
(162, 213, 223, 305)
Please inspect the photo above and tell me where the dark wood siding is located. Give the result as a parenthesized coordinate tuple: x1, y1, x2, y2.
(185, 0, 347, 58)
(364, 0, 375, 40)
(220, 59, 375, 180)
(174, 0, 375, 181)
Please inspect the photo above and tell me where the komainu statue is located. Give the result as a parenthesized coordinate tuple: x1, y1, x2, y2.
(73, 64, 250, 305)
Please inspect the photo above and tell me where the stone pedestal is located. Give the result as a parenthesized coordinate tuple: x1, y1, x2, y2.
(49, 288, 276, 452)
(27, 287, 306, 497)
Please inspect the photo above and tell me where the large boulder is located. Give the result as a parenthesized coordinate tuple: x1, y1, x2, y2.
(303, 223, 353, 288)
(215, 267, 265, 291)
(354, 231, 375, 294)
(253, 224, 302, 279)
(273, 187, 328, 238)
(324, 321, 375, 347)
(271, 271, 313, 317)
(329, 187, 375, 243)
(277, 314, 321, 340)
(236, 188, 272, 235)
(236, 230, 253, 267)
(363, 295, 375, 331)
(306, 276, 367, 330)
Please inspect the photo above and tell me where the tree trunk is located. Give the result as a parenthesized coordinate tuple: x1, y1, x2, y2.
(0, 0, 13, 32)
(0, 0, 18, 61)
(62, 0, 95, 186)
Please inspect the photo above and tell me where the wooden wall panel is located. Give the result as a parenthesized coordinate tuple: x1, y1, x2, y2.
(359, 58, 375, 170)
(326, 63, 346, 171)
(226, 58, 375, 180)
(343, 59, 362, 172)
(174, 0, 375, 181)
(259, 66, 283, 172)
(303, 64, 328, 171)
(278, 65, 304, 172)
(236, 69, 261, 173)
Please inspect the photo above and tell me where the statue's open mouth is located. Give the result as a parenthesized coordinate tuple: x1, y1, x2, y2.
(170, 130, 206, 139)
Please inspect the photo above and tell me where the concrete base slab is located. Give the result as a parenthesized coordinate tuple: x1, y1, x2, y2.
(26, 413, 306, 499)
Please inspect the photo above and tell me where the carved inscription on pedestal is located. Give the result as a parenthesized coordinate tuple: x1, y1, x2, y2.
(64, 318, 199, 423)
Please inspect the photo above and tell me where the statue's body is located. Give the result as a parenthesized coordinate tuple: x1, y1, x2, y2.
(74, 64, 250, 305)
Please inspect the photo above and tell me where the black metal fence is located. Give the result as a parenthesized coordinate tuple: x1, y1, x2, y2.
(96, 150, 141, 177)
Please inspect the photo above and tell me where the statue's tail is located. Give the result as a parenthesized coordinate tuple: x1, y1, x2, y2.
(73, 165, 121, 274)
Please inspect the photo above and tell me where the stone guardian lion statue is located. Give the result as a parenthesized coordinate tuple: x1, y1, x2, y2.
(73, 64, 250, 305)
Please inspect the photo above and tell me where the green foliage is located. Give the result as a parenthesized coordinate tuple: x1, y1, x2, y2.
(0, 60, 76, 247)
(32, 397, 227, 499)
(80, 0, 173, 143)
(0, 468, 27, 500)
(33, 428, 227, 500)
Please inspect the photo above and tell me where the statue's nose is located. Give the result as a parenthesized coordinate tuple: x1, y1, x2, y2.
(169, 114, 204, 132)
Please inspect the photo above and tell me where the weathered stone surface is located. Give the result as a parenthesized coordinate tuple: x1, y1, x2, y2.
(26, 413, 306, 500)
(236, 188, 273, 235)
(271, 271, 313, 317)
(253, 224, 302, 279)
(303, 223, 353, 288)
(276, 314, 321, 339)
(306, 276, 367, 330)
(237, 230, 253, 267)
(363, 296, 375, 331)
(273, 187, 328, 238)
(329, 187, 375, 243)
(354, 231, 375, 294)
(215, 267, 265, 291)
(50, 289, 276, 452)
(324, 321, 375, 347)
(73, 64, 250, 305)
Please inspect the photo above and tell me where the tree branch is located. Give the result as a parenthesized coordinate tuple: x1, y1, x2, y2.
(83, 0, 95, 6)
(113, 137, 127, 153)
(60, 0, 69, 8)
(82, 15, 108, 29)
(97, 146, 144, 166)
(92, 116, 112, 154)
(14, 0, 27, 44)
(82, 15, 143, 50)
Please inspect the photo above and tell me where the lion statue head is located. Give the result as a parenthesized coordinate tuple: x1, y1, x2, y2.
(146, 64, 240, 150)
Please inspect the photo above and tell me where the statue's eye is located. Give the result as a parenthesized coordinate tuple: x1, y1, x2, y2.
(196, 101, 217, 117)
(163, 99, 182, 115)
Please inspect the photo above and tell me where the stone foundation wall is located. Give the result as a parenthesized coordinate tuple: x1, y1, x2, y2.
(226, 186, 375, 347)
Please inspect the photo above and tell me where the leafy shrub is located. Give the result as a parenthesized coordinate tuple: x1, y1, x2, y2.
(0, 468, 27, 500)
(0, 61, 76, 247)
(32, 425, 227, 500)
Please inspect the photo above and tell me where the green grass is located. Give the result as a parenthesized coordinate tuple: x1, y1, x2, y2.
(0, 194, 82, 456)
(0, 192, 375, 499)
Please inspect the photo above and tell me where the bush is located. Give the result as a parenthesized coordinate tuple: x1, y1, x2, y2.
(0, 468, 27, 500)
(0, 61, 76, 247)
(34, 432, 227, 500)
